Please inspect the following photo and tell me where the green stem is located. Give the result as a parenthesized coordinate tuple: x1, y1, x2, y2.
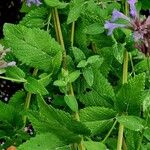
(117, 1, 129, 149)
(23, 92, 32, 124)
(71, 22, 75, 47)
(23, 11, 52, 125)
(117, 50, 128, 150)
(52, 8, 85, 150)
(52, 8, 67, 69)
(102, 119, 117, 143)
(122, 50, 128, 84)
(23, 68, 39, 125)
(117, 124, 124, 150)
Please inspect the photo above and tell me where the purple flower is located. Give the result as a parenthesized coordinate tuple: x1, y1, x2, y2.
(111, 10, 130, 22)
(128, 0, 137, 18)
(26, 0, 42, 7)
(104, 21, 127, 35)
(104, 0, 150, 56)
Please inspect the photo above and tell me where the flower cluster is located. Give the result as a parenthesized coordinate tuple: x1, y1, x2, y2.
(26, 0, 42, 7)
(104, 0, 150, 56)
(0, 44, 16, 69)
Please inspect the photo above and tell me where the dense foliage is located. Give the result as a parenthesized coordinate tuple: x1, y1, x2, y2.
(0, 0, 150, 149)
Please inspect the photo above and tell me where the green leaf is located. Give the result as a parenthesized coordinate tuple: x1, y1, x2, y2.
(0, 101, 23, 128)
(34, 94, 90, 143)
(68, 70, 80, 83)
(72, 47, 86, 63)
(84, 119, 113, 136)
(117, 116, 144, 131)
(84, 141, 106, 150)
(125, 130, 140, 150)
(5, 66, 26, 80)
(18, 133, 66, 150)
(79, 106, 116, 136)
(80, 70, 115, 107)
(84, 23, 104, 35)
(79, 107, 117, 122)
(64, 95, 78, 112)
(112, 43, 125, 64)
(77, 60, 87, 68)
(115, 74, 145, 115)
(87, 55, 103, 65)
(67, 4, 83, 24)
(4, 24, 62, 73)
(24, 77, 48, 95)
(144, 128, 150, 141)
(83, 67, 94, 86)
(38, 74, 52, 87)
(44, 0, 68, 9)
(143, 90, 150, 113)
(9, 91, 26, 111)
(53, 80, 67, 87)
(20, 7, 48, 28)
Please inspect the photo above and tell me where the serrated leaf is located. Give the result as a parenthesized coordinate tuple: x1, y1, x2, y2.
(80, 70, 115, 107)
(4, 24, 62, 73)
(24, 77, 48, 95)
(84, 23, 104, 35)
(20, 7, 48, 28)
(33, 94, 90, 143)
(5, 66, 26, 80)
(115, 74, 145, 115)
(84, 141, 106, 150)
(68, 70, 80, 83)
(84, 119, 113, 136)
(44, 0, 68, 8)
(83, 67, 94, 86)
(72, 47, 86, 63)
(18, 133, 65, 150)
(117, 116, 144, 131)
(64, 95, 78, 112)
(79, 107, 117, 122)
